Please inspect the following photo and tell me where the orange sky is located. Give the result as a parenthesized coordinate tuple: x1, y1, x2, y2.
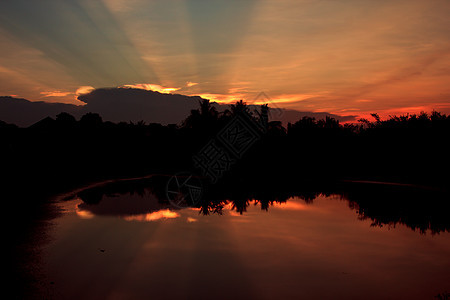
(1, 0, 450, 119)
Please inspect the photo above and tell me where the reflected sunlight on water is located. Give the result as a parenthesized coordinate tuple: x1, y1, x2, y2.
(44, 191, 450, 300)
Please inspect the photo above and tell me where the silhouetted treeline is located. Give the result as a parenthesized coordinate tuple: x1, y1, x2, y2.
(1, 101, 450, 205)
(221, 109, 450, 190)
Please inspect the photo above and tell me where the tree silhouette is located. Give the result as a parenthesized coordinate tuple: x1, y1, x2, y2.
(230, 99, 250, 115)
(55, 112, 77, 129)
(80, 112, 103, 128)
(182, 99, 219, 129)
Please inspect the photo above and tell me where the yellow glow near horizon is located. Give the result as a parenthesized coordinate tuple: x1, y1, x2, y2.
(121, 84, 180, 94)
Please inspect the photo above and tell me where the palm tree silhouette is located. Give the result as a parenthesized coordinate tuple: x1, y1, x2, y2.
(230, 99, 250, 115)
(182, 99, 219, 129)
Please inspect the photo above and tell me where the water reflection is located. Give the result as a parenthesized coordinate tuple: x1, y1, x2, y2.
(343, 181, 450, 234)
(73, 176, 450, 234)
(47, 178, 450, 300)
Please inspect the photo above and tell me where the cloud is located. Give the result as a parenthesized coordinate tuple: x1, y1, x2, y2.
(120, 83, 180, 94)
(0, 96, 81, 127)
(40, 91, 73, 97)
(1, 1, 449, 115)
(76, 86, 96, 96)
(1, 88, 356, 127)
(196, 93, 244, 104)
(77, 87, 206, 124)
(252, 94, 321, 105)
(0, 0, 158, 86)
(186, 81, 198, 87)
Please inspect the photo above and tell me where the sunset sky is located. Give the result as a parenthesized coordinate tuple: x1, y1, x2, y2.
(1, 0, 450, 118)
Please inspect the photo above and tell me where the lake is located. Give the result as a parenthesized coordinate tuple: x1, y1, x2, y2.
(40, 178, 450, 299)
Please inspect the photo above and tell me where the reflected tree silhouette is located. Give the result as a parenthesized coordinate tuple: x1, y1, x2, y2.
(72, 175, 450, 234)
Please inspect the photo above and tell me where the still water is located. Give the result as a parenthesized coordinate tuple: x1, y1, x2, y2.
(42, 180, 450, 300)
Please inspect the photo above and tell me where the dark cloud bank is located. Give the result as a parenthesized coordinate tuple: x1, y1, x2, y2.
(0, 88, 356, 127)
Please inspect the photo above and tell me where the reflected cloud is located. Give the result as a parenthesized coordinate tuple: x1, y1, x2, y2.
(48, 179, 450, 300)
(228, 210, 244, 217)
(70, 175, 450, 234)
(76, 207, 95, 219)
(122, 209, 180, 222)
(272, 200, 311, 211)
